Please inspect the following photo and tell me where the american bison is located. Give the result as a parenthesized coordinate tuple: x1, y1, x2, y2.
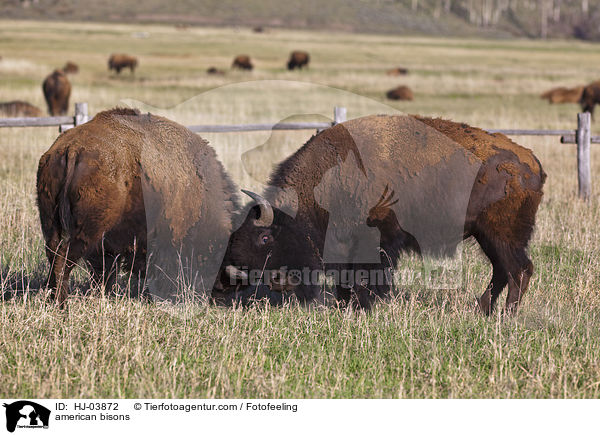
(386, 67, 408, 76)
(386, 86, 414, 101)
(287, 51, 310, 70)
(62, 61, 79, 75)
(37, 108, 238, 307)
(232, 55, 253, 70)
(0, 101, 43, 117)
(215, 115, 545, 314)
(42, 69, 71, 116)
(108, 54, 138, 74)
(207, 67, 225, 75)
(580, 80, 600, 116)
(540, 86, 583, 104)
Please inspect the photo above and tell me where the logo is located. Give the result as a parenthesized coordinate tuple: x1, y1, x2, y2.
(3, 401, 50, 433)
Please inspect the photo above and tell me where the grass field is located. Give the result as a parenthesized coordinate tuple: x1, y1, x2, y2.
(1, 20, 600, 398)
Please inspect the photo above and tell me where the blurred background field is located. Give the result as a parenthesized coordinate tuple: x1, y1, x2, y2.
(1, 19, 600, 398)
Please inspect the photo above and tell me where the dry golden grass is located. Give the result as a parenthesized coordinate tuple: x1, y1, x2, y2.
(1, 20, 600, 398)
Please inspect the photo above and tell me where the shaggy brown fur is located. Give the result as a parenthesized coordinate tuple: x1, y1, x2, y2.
(386, 86, 414, 101)
(62, 61, 79, 75)
(0, 101, 43, 117)
(386, 67, 408, 76)
(218, 115, 545, 314)
(232, 55, 253, 70)
(108, 54, 138, 74)
(287, 51, 310, 70)
(580, 80, 600, 116)
(42, 69, 71, 116)
(37, 108, 238, 307)
(540, 86, 583, 104)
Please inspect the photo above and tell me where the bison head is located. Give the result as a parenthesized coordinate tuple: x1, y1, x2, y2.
(214, 190, 323, 304)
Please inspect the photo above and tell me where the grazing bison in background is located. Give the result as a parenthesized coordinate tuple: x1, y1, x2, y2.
(37, 108, 238, 307)
(62, 61, 79, 74)
(42, 69, 71, 116)
(207, 67, 225, 75)
(580, 80, 600, 116)
(386, 86, 413, 101)
(0, 101, 43, 117)
(540, 86, 583, 104)
(287, 51, 310, 70)
(386, 67, 408, 76)
(232, 55, 253, 70)
(108, 54, 138, 74)
(215, 115, 545, 314)
(253, 26, 265, 33)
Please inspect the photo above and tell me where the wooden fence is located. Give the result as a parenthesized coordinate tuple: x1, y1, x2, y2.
(0, 104, 593, 199)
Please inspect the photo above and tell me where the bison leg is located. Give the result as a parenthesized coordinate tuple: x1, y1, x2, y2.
(46, 238, 85, 308)
(87, 252, 119, 296)
(474, 233, 509, 315)
(504, 250, 533, 314)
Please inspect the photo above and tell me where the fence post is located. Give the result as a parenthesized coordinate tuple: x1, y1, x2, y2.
(577, 112, 592, 200)
(74, 102, 89, 126)
(333, 107, 347, 125)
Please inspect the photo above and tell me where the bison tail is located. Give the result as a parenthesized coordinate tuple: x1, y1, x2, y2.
(59, 150, 77, 237)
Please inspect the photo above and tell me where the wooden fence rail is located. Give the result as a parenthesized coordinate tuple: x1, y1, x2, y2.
(0, 103, 593, 200)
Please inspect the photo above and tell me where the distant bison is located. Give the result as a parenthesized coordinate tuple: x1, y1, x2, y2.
(0, 101, 43, 117)
(580, 80, 600, 116)
(207, 67, 225, 75)
(37, 108, 238, 307)
(287, 51, 310, 70)
(232, 55, 253, 70)
(386, 67, 408, 76)
(108, 54, 138, 74)
(253, 26, 265, 33)
(541, 86, 583, 104)
(386, 86, 413, 101)
(215, 115, 545, 314)
(42, 69, 71, 116)
(62, 61, 79, 75)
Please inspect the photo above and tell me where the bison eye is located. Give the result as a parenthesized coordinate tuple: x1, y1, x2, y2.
(258, 231, 273, 246)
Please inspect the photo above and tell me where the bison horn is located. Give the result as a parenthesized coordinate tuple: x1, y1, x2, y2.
(225, 265, 248, 280)
(241, 189, 274, 227)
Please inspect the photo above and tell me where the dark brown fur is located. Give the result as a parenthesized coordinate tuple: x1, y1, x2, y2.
(37, 108, 238, 307)
(218, 115, 545, 314)
(108, 54, 138, 74)
(42, 69, 71, 116)
(287, 51, 310, 70)
(580, 80, 600, 116)
(0, 101, 43, 117)
(540, 86, 583, 104)
(232, 55, 253, 70)
(386, 86, 414, 101)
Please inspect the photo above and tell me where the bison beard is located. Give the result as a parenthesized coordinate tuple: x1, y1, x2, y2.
(37, 108, 238, 307)
(214, 115, 545, 314)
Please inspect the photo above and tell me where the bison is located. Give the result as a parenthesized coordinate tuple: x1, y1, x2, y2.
(232, 55, 253, 70)
(287, 51, 310, 70)
(207, 67, 225, 75)
(62, 61, 79, 75)
(0, 101, 43, 117)
(540, 86, 583, 104)
(37, 108, 238, 307)
(580, 80, 600, 116)
(108, 54, 138, 74)
(214, 115, 545, 314)
(386, 67, 409, 76)
(386, 86, 414, 101)
(42, 69, 71, 116)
